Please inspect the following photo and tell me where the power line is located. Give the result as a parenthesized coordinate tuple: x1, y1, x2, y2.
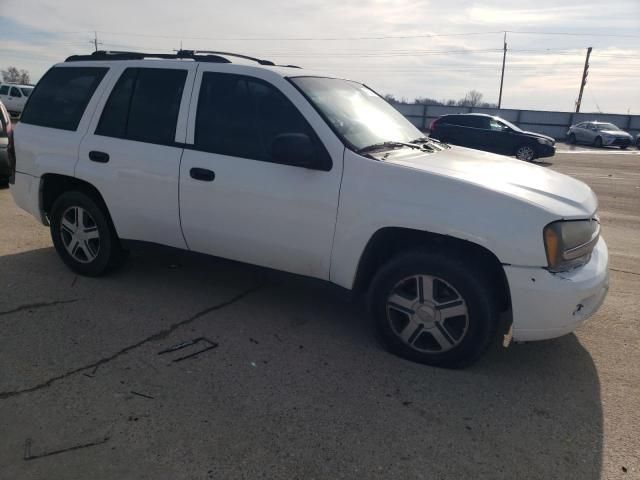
(95, 30, 505, 41)
(506, 30, 640, 39)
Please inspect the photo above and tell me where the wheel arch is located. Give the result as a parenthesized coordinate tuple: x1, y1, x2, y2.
(352, 227, 511, 314)
(40, 174, 117, 234)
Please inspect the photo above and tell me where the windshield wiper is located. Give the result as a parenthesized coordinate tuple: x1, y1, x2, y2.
(357, 141, 423, 154)
(411, 136, 450, 149)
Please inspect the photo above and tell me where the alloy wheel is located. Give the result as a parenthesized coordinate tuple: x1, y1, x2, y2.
(60, 206, 101, 263)
(516, 145, 535, 161)
(386, 275, 469, 353)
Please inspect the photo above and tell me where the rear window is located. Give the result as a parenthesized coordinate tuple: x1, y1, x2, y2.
(21, 67, 107, 131)
(96, 67, 187, 145)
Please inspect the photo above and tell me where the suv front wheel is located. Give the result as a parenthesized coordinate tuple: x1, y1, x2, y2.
(369, 251, 499, 368)
(50, 191, 125, 276)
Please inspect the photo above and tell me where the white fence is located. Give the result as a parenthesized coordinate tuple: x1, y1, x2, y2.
(392, 103, 640, 140)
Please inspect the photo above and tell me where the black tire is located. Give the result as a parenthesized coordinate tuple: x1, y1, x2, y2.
(368, 251, 499, 369)
(567, 133, 576, 145)
(50, 191, 125, 276)
(594, 136, 602, 148)
(620, 145, 628, 150)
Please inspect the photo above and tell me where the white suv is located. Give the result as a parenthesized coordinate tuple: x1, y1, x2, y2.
(9, 51, 609, 368)
(0, 83, 34, 115)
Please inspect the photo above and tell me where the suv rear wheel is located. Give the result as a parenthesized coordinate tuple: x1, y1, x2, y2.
(369, 251, 498, 368)
(50, 191, 125, 276)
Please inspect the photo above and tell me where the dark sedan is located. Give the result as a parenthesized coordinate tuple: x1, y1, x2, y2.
(429, 113, 555, 162)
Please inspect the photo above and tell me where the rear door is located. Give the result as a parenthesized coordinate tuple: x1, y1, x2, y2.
(77, 63, 195, 248)
(438, 116, 470, 146)
(179, 67, 344, 279)
(574, 122, 590, 143)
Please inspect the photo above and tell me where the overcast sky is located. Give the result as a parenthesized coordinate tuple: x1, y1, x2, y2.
(1, 0, 639, 113)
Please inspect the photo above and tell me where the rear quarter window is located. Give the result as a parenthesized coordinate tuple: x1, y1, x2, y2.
(0, 85, 9, 95)
(21, 67, 108, 131)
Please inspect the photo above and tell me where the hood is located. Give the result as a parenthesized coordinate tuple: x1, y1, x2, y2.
(522, 130, 555, 142)
(379, 145, 597, 218)
(600, 129, 631, 137)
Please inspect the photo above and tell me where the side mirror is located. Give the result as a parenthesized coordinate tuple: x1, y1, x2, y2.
(271, 133, 316, 168)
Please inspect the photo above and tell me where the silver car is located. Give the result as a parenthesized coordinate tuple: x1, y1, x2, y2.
(566, 121, 633, 149)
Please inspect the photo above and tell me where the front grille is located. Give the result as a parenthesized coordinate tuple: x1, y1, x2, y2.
(611, 137, 631, 146)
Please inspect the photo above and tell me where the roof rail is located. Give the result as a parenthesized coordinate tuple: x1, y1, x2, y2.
(64, 50, 300, 69)
(185, 50, 275, 66)
(65, 50, 231, 63)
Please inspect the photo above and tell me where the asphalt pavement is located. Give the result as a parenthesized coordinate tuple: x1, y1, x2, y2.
(0, 149, 638, 479)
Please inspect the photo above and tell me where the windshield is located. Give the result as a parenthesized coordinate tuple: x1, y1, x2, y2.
(20, 88, 33, 97)
(594, 123, 620, 131)
(291, 77, 423, 151)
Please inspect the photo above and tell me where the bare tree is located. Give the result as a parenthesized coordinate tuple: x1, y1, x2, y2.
(414, 96, 442, 106)
(1, 66, 31, 84)
(457, 90, 484, 107)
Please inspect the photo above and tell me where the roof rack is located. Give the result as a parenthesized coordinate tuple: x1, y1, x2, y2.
(64, 49, 301, 68)
(186, 50, 275, 66)
(65, 50, 231, 63)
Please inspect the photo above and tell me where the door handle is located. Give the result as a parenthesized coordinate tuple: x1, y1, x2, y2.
(190, 168, 215, 182)
(89, 151, 110, 163)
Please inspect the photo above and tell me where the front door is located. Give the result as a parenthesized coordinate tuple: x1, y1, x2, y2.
(179, 68, 344, 279)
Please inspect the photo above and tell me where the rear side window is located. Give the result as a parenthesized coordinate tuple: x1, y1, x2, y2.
(450, 116, 485, 128)
(0, 85, 9, 95)
(195, 72, 320, 164)
(21, 67, 107, 131)
(96, 67, 187, 145)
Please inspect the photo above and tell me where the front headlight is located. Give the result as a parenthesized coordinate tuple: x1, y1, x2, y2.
(543, 218, 600, 272)
(537, 137, 553, 146)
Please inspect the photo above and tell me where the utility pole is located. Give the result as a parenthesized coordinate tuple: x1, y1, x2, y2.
(498, 31, 507, 109)
(93, 31, 99, 52)
(575, 47, 592, 113)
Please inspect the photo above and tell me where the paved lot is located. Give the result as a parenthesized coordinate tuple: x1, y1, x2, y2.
(0, 150, 638, 479)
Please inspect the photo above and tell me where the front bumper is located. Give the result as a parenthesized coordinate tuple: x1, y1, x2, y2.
(505, 237, 609, 341)
(603, 136, 631, 147)
(537, 144, 555, 158)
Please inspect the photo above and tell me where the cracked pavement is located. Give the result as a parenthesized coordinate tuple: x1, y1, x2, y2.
(1, 150, 639, 479)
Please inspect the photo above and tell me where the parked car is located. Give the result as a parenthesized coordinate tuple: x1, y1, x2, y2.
(0, 100, 12, 181)
(0, 83, 34, 116)
(429, 113, 555, 162)
(635, 133, 640, 150)
(9, 51, 608, 368)
(566, 121, 633, 149)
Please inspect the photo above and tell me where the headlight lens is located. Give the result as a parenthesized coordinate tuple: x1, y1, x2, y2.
(537, 137, 553, 146)
(543, 218, 600, 272)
